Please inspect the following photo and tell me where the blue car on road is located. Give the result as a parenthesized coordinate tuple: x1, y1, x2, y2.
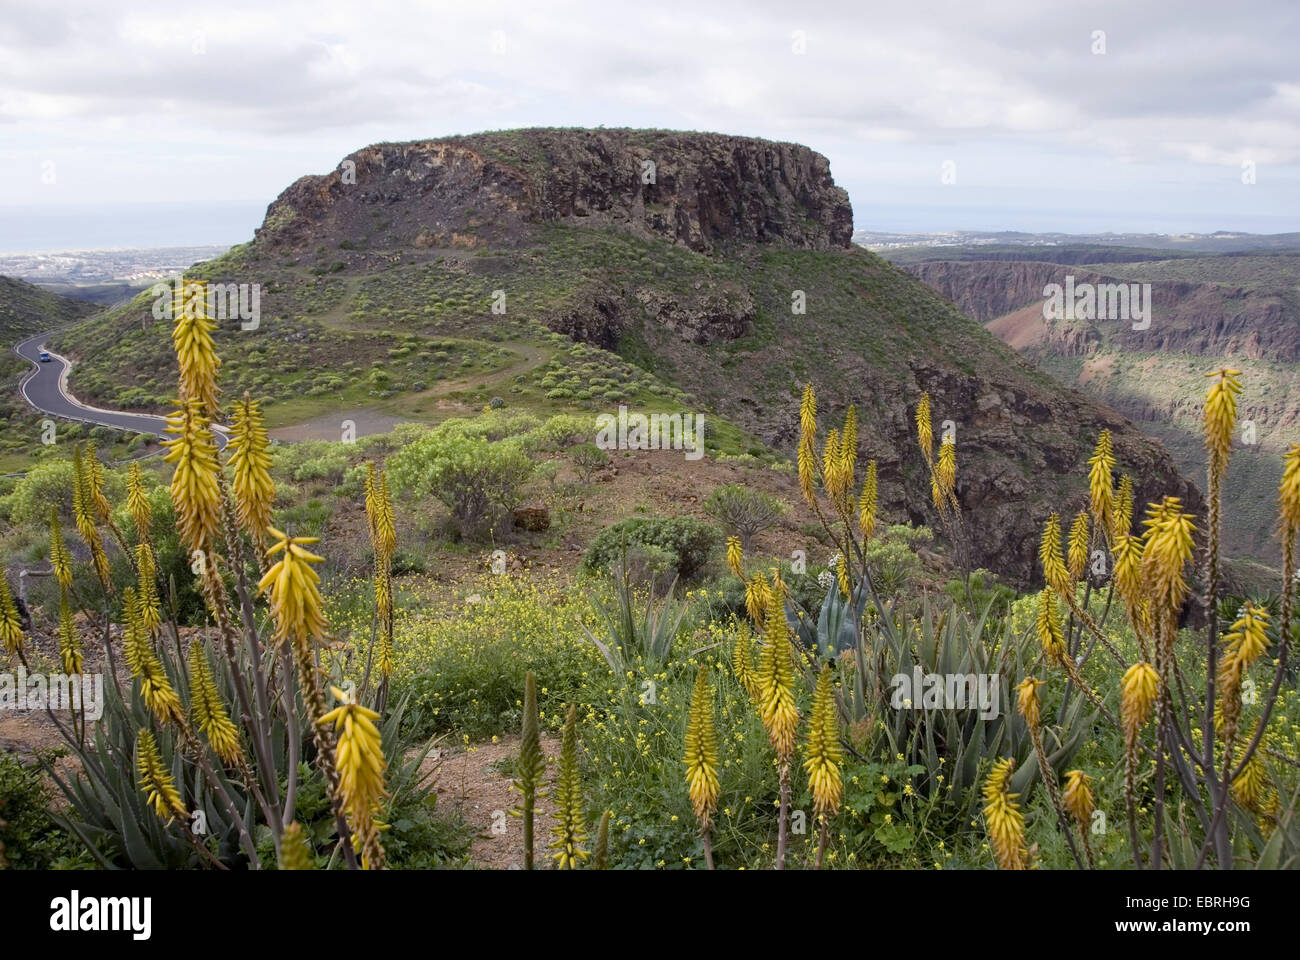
(39, 350, 51, 362)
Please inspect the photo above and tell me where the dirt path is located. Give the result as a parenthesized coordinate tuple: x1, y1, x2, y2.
(424, 733, 563, 869)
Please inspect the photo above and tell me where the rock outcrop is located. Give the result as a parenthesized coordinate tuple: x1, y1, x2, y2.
(256, 129, 853, 255)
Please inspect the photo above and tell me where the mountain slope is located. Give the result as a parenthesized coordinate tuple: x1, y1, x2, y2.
(50, 129, 1200, 582)
(0, 274, 97, 338)
(0, 276, 100, 469)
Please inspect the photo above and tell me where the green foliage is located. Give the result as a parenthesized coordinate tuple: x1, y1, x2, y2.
(396, 578, 602, 740)
(583, 515, 720, 582)
(843, 593, 1090, 827)
(0, 751, 89, 869)
(4, 458, 77, 524)
(388, 422, 534, 538)
(703, 483, 785, 549)
(45, 633, 449, 869)
(944, 569, 1016, 618)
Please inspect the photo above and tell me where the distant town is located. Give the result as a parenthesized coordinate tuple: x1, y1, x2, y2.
(0, 245, 230, 286)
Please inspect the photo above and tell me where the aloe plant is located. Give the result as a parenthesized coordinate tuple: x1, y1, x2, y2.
(580, 552, 686, 671)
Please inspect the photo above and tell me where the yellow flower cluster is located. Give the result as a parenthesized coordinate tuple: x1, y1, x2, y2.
(171, 279, 221, 415)
(684, 667, 720, 830)
(137, 728, 187, 824)
(188, 642, 243, 766)
(228, 394, 274, 546)
(982, 757, 1029, 870)
(756, 600, 798, 762)
(162, 399, 223, 555)
(803, 665, 843, 820)
(259, 527, 330, 648)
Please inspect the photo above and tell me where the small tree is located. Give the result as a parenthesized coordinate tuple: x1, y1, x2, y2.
(570, 443, 610, 484)
(704, 483, 785, 550)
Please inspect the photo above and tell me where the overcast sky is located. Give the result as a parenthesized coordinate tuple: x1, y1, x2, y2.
(2, 0, 1298, 250)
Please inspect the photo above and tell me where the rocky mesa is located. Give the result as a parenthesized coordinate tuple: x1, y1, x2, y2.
(256, 128, 854, 255)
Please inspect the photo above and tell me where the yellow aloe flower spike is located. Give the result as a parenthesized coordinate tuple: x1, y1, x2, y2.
(0, 573, 24, 656)
(1067, 511, 1090, 581)
(684, 666, 720, 831)
(163, 399, 223, 555)
(1113, 474, 1134, 539)
(1086, 430, 1115, 534)
(1203, 367, 1242, 475)
(756, 598, 798, 762)
(549, 704, 589, 869)
(1015, 676, 1045, 730)
(320, 685, 388, 869)
(1215, 604, 1270, 740)
(279, 821, 314, 870)
(71, 446, 111, 590)
(188, 641, 243, 766)
(836, 553, 851, 599)
(136, 543, 162, 636)
(56, 586, 83, 675)
(725, 536, 744, 578)
(82, 444, 112, 524)
(127, 460, 153, 543)
(915, 393, 933, 463)
(731, 625, 758, 699)
(937, 436, 956, 500)
(1035, 588, 1066, 664)
(137, 728, 188, 824)
(1120, 662, 1160, 743)
(49, 506, 73, 590)
(1062, 770, 1095, 832)
(1140, 497, 1197, 615)
(803, 664, 843, 821)
(982, 757, 1029, 870)
(1039, 513, 1070, 594)
(258, 526, 330, 648)
(172, 279, 221, 415)
(797, 383, 817, 505)
(822, 428, 843, 500)
(858, 460, 878, 540)
(839, 405, 857, 495)
(1279, 443, 1300, 534)
(228, 393, 275, 547)
(744, 570, 771, 629)
(1231, 755, 1275, 815)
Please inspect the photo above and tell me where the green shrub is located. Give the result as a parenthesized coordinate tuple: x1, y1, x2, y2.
(388, 424, 534, 539)
(0, 751, 88, 869)
(583, 516, 720, 582)
(865, 524, 933, 597)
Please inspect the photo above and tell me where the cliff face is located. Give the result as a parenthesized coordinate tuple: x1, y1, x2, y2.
(907, 260, 1300, 362)
(256, 129, 853, 254)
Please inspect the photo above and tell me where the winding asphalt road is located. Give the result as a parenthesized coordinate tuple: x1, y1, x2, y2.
(14, 331, 228, 448)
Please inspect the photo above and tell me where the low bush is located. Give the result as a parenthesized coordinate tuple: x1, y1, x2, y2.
(583, 516, 721, 582)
